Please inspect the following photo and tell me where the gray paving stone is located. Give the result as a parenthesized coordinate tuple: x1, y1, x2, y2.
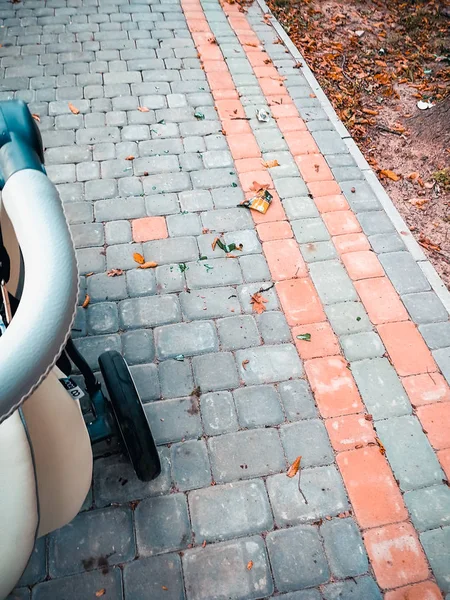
(85, 178, 117, 201)
(200, 391, 238, 436)
(87, 272, 127, 303)
(93, 448, 171, 508)
(256, 311, 291, 344)
(332, 166, 364, 182)
(274, 592, 322, 600)
(310, 261, 357, 305)
(369, 232, 406, 253)
(135, 493, 191, 556)
(181, 153, 208, 173)
(234, 385, 284, 428)
(48, 506, 134, 577)
(118, 177, 143, 198)
(433, 348, 450, 384)
(254, 128, 288, 152)
(282, 196, 319, 220)
(239, 254, 271, 282)
(325, 302, 372, 335)
(143, 236, 198, 265)
(129, 363, 161, 402)
(281, 420, 333, 467)
(211, 186, 245, 209)
(420, 527, 450, 593)
(179, 189, 213, 212)
(192, 352, 239, 392)
(402, 291, 449, 324)
(142, 171, 190, 195)
(379, 251, 430, 294)
(292, 218, 330, 244)
(155, 320, 218, 360)
(376, 415, 444, 491)
(105, 220, 132, 245)
(322, 576, 382, 600)
(312, 130, 347, 154)
(266, 465, 349, 526)
(18, 537, 46, 587)
(278, 380, 318, 421)
(182, 536, 273, 600)
(420, 322, 450, 350)
(107, 244, 144, 271)
(201, 207, 253, 232)
(236, 344, 303, 385)
(185, 257, 243, 289)
(189, 479, 273, 543)
(73, 334, 121, 371)
(119, 295, 181, 329)
(158, 359, 194, 400)
(320, 518, 368, 578)
(266, 525, 330, 592)
(351, 358, 411, 420)
(7, 588, 30, 600)
(125, 268, 157, 298)
(180, 286, 241, 320)
(216, 315, 260, 350)
(171, 439, 211, 491)
(300, 241, 337, 263)
(357, 210, 395, 236)
(341, 331, 385, 361)
(405, 485, 450, 532)
(208, 428, 285, 483)
(224, 230, 261, 255)
(145, 193, 180, 216)
(122, 554, 184, 600)
(86, 302, 119, 335)
(32, 569, 123, 600)
(341, 180, 381, 213)
(275, 176, 309, 199)
(121, 329, 155, 365)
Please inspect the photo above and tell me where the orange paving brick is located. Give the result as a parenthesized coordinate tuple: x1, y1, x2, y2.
(437, 448, 450, 479)
(226, 133, 261, 159)
(332, 233, 371, 254)
(197, 44, 223, 60)
(239, 170, 272, 193)
(202, 59, 229, 72)
(276, 278, 325, 326)
(221, 118, 252, 135)
(325, 414, 377, 452)
(228, 17, 252, 29)
(187, 19, 209, 32)
(263, 239, 307, 281)
(293, 322, 340, 360)
(277, 117, 307, 133)
(238, 34, 263, 46)
(384, 581, 443, 600)
(364, 522, 429, 589)
(212, 89, 239, 101)
(355, 277, 409, 324)
(251, 191, 287, 224)
(341, 250, 385, 280)
(259, 77, 288, 96)
(305, 356, 363, 418)
(234, 158, 264, 173)
(215, 99, 246, 120)
(283, 131, 319, 155)
(270, 102, 299, 119)
(132, 216, 168, 243)
(336, 447, 408, 528)
(416, 402, 450, 449)
(322, 211, 361, 236)
(256, 221, 293, 241)
(192, 32, 215, 45)
(296, 154, 334, 183)
(206, 71, 235, 90)
(314, 194, 349, 213)
(378, 321, 437, 376)
(307, 180, 342, 197)
(253, 66, 280, 78)
(402, 372, 450, 406)
(247, 51, 271, 67)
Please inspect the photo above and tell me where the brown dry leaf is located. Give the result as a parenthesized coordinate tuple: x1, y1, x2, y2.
(85, 272, 94, 277)
(380, 169, 401, 182)
(362, 108, 379, 116)
(133, 252, 145, 265)
(247, 561, 254, 571)
(208, 36, 217, 44)
(250, 292, 268, 314)
(125, 155, 135, 161)
(407, 172, 420, 180)
(31, 113, 40, 122)
(244, 42, 258, 47)
(242, 359, 250, 370)
(202, 228, 211, 234)
(138, 261, 158, 269)
(262, 159, 280, 168)
(82, 294, 90, 309)
(375, 437, 386, 455)
(226, 253, 238, 258)
(202, 540, 207, 548)
(162, 586, 168, 591)
(287, 456, 301, 478)
(107, 268, 124, 277)
(95, 590, 106, 598)
(250, 181, 270, 192)
(364, 414, 373, 421)
(138, 106, 150, 112)
(212, 237, 219, 251)
(418, 236, 441, 251)
(68, 102, 80, 115)
(409, 198, 429, 209)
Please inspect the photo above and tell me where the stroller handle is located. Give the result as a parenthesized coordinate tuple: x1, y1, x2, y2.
(0, 169, 78, 423)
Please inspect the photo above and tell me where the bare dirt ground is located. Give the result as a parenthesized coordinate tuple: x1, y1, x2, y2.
(265, 0, 450, 285)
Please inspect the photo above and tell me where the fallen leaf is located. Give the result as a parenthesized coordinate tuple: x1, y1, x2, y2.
(138, 261, 158, 269)
(364, 414, 373, 421)
(31, 113, 40, 122)
(162, 586, 168, 591)
(202, 228, 211, 234)
(138, 106, 150, 112)
(95, 590, 106, 598)
(82, 294, 90, 309)
(85, 272, 94, 277)
(375, 437, 386, 455)
(407, 172, 420, 180)
(362, 108, 378, 116)
(380, 169, 401, 182)
(125, 155, 135, 161)
(208, 36, 217, 44)
(68, 102, 80, 114)
(212, 237, 219, 251)
(287, 456, 301, 478)
(296, 333, 312, 342)
(250, 181, 270, 192)
(133, 252, 145, 265)
(242, 359, 250, 370)
(247, 561, 254, 571)
(262, 159, 280, 168)
(250, 292, 268, 314)
(107, 268, 124, 277)
(202, 540, 207, 548)
(244, 42, 258, 47)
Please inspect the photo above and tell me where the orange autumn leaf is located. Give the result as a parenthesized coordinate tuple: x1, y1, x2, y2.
(138, 106, 150, 112)
(380, 169, 401, 182)
(133, 252, 145, 265)
(242, 359, 249, 370)
(244, 42, 258, 47)
(162, 586, 168, 591)
(375, 437, 386, 455)
(125, 155, 135, 161)
(287, 456, 301, 478)
(82, 294, 90, 309)
(211, 237, 219, 251)
(247, 561, 254, 571)
(95, 590, 106, 598)
(262, 159, 280, 168)
(31, 113, 40, 122)
(250, 181, 270, 192)
(202, 540, 207, 548)
(138, 261, 158, 269)
(362, 108, 378, 116)
(107, 268, 124, 277)
(68, 102, 80, 115)
(250, 292, 268, 314)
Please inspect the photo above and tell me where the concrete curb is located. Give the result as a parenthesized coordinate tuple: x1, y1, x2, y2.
(254, 0, 450, 312)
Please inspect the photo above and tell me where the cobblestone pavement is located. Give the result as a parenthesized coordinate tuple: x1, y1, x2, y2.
(2, 0, 450, 597)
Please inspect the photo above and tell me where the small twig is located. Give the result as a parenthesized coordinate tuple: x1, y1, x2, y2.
(340, 55, 353, 83)
(258, 283, 275, 293)
(298, 473, 308, 504)
(376, 124, 404, 136)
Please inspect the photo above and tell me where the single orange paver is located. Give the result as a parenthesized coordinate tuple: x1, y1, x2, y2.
(355, 277, 409, 324)
(307, 180, 341, 197)
(277, 116, 307, 133)
(342, 251, 385, 280)
(221, 118, 252, 135)
(235, 157, 264, 173)
(263, 239, 307, 281)
(364, 522, 429, 589)
(314, 194, 349, 213)
(437, 448, 450, 479)
(293, 322, 340, 360)
(332, 233, 371, 254)
(283, 131, 319, 155)
(402, 373, 450, 406)
(304, 356, 363, 418)
(336, 447, 408, 528)
(239, 170, 272, 193)
(295, 154, 333, 182)
(215, 99, 246, 120)
(378, 321, 437, 376)
(322, 210, 361, 236)
(256, 221, 293, 242)
(416, 402, 450, 450)
(132, 216, 168, 242)
(206, 71, 235, 91)
(226, 133, 261, 159)
(384, 581, 443, 600)
(276, 278, 325, 326)
(325, 413, 377, 452)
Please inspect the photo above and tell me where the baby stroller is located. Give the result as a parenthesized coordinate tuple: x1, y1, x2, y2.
(0, 100, 160, 599)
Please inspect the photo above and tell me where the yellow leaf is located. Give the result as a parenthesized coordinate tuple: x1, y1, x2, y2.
(68, 102, 80, 114)
(133, 252, 145, 265)
(380, 169, 401, 182)
(82, 294, 90, 309)
(287, 456, 301, 478)
(138, 261, 158, 269)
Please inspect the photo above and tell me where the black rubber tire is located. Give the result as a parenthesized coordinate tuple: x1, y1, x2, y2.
(98, 350, 161, 481)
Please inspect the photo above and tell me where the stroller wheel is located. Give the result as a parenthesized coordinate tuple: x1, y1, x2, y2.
(98, 351, 161, 482)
